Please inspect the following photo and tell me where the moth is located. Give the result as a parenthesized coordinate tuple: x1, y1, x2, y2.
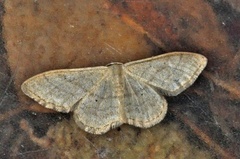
(21, 52, 207, 134)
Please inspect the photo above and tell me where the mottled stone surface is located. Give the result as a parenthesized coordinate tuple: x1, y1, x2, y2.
(19, 117, 212, 159)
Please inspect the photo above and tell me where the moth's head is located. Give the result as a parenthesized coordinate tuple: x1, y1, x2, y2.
(106, 62, 123, 66)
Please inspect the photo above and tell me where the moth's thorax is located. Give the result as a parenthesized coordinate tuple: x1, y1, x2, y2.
(108, 63, 124, 91)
